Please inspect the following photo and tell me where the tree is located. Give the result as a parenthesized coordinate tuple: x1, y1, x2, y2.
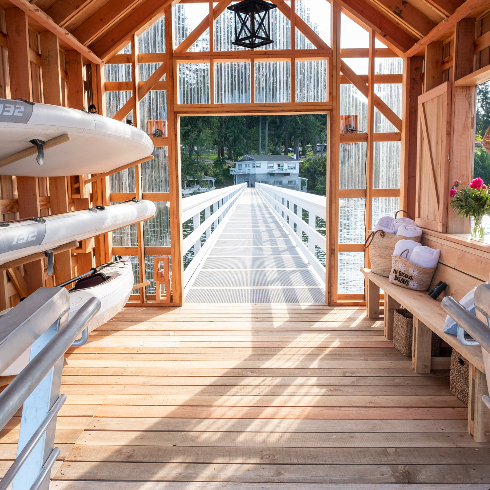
(476, 82, 490, 139)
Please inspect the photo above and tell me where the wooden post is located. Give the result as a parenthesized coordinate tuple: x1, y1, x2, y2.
(166, 6, 184, 306)
(40, 31, 62, 106)
(400, 56, 423, 217)
(468, 365, 490, 442)
(366, 278, 380, 319)
(66, 50, 85, 110)
(6, 8, 31, 100)
(326, 0, 340, 305)
(448, 19, 476, 234)
(424, 41, 442, 92)
(412, 317, 432, 374)
(384, 294, 400, 340)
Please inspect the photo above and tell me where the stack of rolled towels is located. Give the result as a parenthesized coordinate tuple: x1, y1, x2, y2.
(374, 215, 422, 238)
(374, 215, 440, 268)
(393, 242, 440, 268)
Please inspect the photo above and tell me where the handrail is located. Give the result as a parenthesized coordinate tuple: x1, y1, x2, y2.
(183, 184, 246, 289)
(0, 290, 101, 490)
(256, 183, 326, 281)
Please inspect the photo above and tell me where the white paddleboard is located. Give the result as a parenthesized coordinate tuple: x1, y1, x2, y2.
(0, 99, 153, 176)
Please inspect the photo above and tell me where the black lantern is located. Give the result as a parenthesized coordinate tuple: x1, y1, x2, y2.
(228, 0, 277, 49)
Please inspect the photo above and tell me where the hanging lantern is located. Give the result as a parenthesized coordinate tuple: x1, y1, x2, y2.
(228, 0, 277, 49)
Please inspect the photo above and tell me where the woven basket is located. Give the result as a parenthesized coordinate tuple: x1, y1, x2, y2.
(365, 211, 421, 278)
(450, 349, 469, 405)
(393, 309, 442, 357)
(389, 250, 436, 291)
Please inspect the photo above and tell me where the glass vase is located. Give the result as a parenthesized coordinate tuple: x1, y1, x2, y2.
(471, 216, 485, 240)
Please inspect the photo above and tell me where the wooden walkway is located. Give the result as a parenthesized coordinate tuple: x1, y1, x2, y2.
(2, 304, 490, 487)
(185, 188, 325, 303)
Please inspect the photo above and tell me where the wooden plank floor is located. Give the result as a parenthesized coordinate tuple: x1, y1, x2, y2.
(2, 304, 490, 488)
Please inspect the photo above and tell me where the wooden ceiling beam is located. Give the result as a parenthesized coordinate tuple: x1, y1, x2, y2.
(370, 0, 437, 38)
(90, 0, 174, 61)
(423, 0, 465, 18)
(340, 0, 417, 56)
(73, 0, 142, 46)
(405, 0, 489, 57)
(45, 0, 94, 27)
(7, 0, 101, 63)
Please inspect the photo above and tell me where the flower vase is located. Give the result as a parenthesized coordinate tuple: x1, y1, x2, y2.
(471, 216, 485, 240)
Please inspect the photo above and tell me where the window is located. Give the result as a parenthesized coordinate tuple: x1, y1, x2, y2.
(274, 180, 282, 185)
(254, 163, 261, 168)
(289, 163, 296, 169)
(288, 180, 295, 185)
(268, 163, 274, 169)
(246, 164, 250, 168)
(237, 164, 242, 169)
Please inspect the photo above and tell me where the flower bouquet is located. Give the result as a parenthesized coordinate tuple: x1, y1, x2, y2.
(450, 178, 490, 240)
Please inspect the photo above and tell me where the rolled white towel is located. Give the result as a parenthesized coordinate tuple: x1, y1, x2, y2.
(393, 217, 415, 232)
(396, 224, 422, 238)
(410, 245, 440, 268)
(393, 239, 420, 260)
(374, 216, 396, 234)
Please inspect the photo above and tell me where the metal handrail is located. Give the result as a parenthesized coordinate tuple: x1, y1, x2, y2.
(0, 296, 101, 431)
(0, 290, 101, 490)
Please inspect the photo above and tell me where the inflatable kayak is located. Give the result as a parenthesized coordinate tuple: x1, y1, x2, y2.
(0, 257, 134, 376)
(0, 200, 155, 266)
(0, 98, 153, 176)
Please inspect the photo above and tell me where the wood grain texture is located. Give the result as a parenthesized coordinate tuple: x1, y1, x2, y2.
(32, 304, 489, 486)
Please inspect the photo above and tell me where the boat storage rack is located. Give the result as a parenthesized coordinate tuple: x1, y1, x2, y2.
(0, 287, 100, 490)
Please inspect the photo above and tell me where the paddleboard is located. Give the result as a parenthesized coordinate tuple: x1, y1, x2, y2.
(0, 200, 156, 266)
(0, 98, 153, 176)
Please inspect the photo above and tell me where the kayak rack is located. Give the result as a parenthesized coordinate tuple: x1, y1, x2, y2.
(0, 288, 100, 490)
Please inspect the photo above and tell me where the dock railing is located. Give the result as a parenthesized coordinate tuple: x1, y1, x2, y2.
(183, 183, 247, 288)
(0, 288, 100, 490)
(256, 183, 326, 281)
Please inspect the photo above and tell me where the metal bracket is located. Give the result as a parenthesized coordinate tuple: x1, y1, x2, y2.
(29, 140, 46, 166)
(71, 327, 88, 347)
(43, 250, 54, 276)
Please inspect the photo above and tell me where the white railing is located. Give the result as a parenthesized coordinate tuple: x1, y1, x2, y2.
(183, 183, 247, 287)
(256, 183, 326, 280)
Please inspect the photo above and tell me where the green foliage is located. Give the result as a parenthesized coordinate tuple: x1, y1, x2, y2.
(299, 154, 327, 195)
(474, 148, 490, 185)
(476, 82, 490, 139)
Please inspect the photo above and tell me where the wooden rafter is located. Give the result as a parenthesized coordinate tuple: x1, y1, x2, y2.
(90, 0, 174, 61)
(340, 0, 417, 55)
(423, 0, 465, 18)
(340, 59, 402, 132)
(175, 0, 233, 54)
(370, 0, 436, 38)
(405, 0, 490, 57)
(7, 0, 101, 63)
(45, 0, 94, 27)
(73, 0, 142, 46)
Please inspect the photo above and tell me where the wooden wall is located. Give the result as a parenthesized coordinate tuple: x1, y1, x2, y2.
(0, 5, 98, 310)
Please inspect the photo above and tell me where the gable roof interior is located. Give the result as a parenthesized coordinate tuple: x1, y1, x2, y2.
(3, 0, 488, 61)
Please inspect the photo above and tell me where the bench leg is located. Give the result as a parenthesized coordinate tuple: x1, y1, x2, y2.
(412, 318, 432, 374)
(468, 365, 490, 442)
(384, 295, 400, 340)
(366, 278, 380, 320)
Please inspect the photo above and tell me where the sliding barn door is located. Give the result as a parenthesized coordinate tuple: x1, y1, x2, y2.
(415, 82, 452, 232)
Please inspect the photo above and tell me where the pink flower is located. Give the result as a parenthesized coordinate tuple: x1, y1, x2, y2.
(450, 189, 457, 197)
(454, 180, 461, 186)
(484, 185, 488, 189)
(470, 177, 484, 189)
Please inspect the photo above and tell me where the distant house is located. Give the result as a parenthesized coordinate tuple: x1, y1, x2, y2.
(230, 154, 307, 192)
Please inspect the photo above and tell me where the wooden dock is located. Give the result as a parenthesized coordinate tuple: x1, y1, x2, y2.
(2, 304, 489, 487)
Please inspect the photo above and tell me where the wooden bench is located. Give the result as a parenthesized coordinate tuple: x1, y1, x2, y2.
(361, 231, 490, 442)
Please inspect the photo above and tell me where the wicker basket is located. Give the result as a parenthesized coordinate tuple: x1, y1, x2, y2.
(393, 309, 441, 357)
(365, 211, 421, 278)
(450, 349, 469, 405)
(389, 250, 436, 291)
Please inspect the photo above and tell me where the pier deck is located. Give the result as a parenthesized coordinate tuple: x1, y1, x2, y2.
(2, 304, 489, 487)
(185, 188, 325, 303)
